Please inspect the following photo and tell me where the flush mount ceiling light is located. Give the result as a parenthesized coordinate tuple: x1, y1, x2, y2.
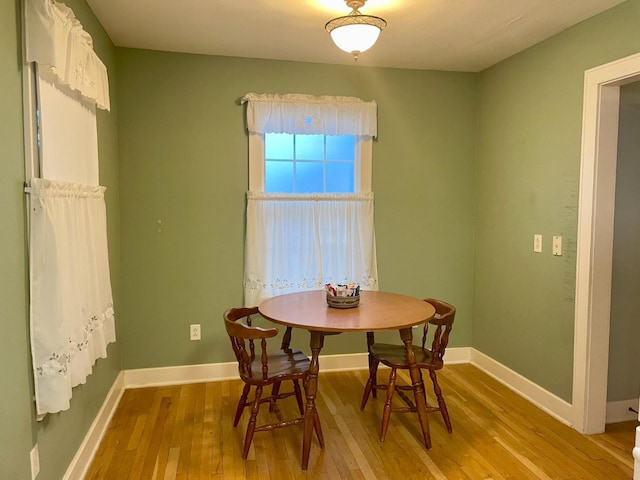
(325, 0, 387, 61)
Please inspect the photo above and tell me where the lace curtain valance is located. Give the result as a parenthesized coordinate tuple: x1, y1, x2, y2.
(25, 0, 110, 110)
(241, 93, 377, 137)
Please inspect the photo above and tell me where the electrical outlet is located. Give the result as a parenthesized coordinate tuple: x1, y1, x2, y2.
(190, 324, 201, 341)
(533, 234, 542, 253)
(30, 444, 40, 480)
(552, 235, 562, 256)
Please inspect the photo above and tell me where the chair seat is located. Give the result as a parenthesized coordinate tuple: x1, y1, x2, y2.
(241, 348, 311, 384)
(370, 343, 443, 370)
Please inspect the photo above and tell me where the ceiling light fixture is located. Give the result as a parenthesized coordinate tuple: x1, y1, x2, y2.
(325, 0, 387, 62)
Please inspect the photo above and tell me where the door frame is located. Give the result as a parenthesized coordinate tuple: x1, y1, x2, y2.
(573, 51, 640, 434)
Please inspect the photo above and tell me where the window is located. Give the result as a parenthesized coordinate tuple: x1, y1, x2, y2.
(242, 93, 379, 305)
(265, 133, 355, 193)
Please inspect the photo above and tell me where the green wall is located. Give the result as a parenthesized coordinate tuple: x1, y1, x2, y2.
(0, 1, 121, 479)
(474, 0, 640, 402)
(0, 1, 35, 478)
(116, 51, 477, 368)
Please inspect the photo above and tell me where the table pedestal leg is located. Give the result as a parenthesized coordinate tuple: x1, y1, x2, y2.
(302, 330, 324, 470)
(400, 327, 432, 450)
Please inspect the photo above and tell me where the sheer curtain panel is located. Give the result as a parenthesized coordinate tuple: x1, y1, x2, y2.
(245, 192, 378, 305)
(29, 179, 115, 416)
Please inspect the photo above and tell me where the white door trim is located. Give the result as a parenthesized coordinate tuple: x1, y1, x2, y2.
(573, 51, 640, 434)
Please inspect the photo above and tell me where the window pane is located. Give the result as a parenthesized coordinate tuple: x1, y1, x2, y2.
(326, 135, 355, 161)
(264, 134, 357, 193)
(295, 135, 324, 160)
(265, 133, 293, 159)
(296, 162, 324, 193)
(326, 162, 354, 193)
(265, 161, 294, 193)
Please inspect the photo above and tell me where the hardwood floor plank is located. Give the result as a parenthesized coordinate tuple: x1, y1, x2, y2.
(164, 447, 180, 480)
(85, 365, 636, 480)
(153, 386, 182, 480)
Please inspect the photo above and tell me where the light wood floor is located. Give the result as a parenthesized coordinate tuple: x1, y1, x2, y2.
(85, 364, 636, 479)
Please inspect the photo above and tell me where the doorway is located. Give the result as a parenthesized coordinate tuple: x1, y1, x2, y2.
(608, 81, 640, 421)
(574, 52, 640, 434)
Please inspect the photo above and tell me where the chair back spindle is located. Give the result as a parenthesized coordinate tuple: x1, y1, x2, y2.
(224, 307, 278, 380)
(421, 298, 455, 365)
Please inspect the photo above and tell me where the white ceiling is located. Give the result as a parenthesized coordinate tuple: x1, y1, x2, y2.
(86, 0, 626, 72)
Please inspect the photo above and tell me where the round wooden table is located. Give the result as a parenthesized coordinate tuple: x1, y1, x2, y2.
(259, 290, 435, 470)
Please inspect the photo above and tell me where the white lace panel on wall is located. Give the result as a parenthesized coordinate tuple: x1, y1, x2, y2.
(25, 0, 115, 416)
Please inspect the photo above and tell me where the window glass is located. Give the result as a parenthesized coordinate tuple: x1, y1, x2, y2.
(295, 135, 324, 160)
(296, 162, 324, 193)
(265, 160, 294, 193)
(326, 135, 355, 161)
(265, 133, 294, 160)
(264, 133, 355, 193)
(326, 162, 354, 193)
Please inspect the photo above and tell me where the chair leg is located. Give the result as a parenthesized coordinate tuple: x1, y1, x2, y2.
(234, 383, 251, 427)
(380, 368, 397, 442)
(293, 379, 304, 415)
(313, 410, 325, 448)
(429, 369, 452, 433)
(243, 385, 263, 459)
(270, 381, 281, 412)
(361, 358, 379, 410)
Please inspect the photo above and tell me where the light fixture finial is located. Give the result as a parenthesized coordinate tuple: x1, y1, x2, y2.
(325, 0, 387, 61)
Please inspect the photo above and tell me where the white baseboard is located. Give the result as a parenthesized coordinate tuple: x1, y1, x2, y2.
(122, 352, 370, 388)
(606, 398, 640, 424)
(441, 346, 471, 365)
(123, 361, 239, 387)
(121, 348, 471, 388)
(470, 348, 573, 426)
(63, 371, 125, 480)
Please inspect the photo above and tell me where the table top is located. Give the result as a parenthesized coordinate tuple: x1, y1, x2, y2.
(258, 290, 435, 333)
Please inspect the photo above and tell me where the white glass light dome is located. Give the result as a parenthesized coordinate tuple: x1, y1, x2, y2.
(329, 23, 382, 55)
(325, 1, 387, 61)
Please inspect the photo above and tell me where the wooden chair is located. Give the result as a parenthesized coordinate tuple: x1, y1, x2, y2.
(224, 306, 323, 459)
(360, 298, 456, 445)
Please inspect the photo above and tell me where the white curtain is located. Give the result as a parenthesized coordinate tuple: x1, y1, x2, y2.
(244, 193, 379, 305)
(29, 179, 115, 416)
(25, 0, 110, 110)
